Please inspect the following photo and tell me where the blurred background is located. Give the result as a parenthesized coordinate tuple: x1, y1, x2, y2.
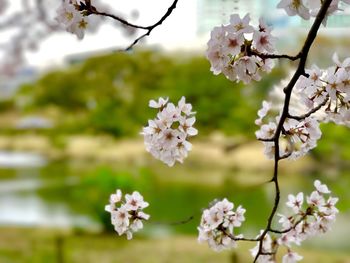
(0, 0, 350, 262)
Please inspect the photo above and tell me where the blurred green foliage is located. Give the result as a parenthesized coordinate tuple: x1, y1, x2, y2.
(8, 50, 350, 164)
(17, 50, 284, 137)
(73, 165, 271, 234)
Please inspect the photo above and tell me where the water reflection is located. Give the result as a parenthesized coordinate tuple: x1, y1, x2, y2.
(0, 151, 47, 168)
(0, 150, 349, 252)
(0, 193, 99, 229)
(0, 151, 99, 229)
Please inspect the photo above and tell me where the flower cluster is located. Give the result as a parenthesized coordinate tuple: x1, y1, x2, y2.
(296, 54, 350, 127)
(278, 180, 338, 246)
(105, 189, 150, 240)
(55, 0, 101, 39)
(251, 180, 337, 262)
(141, 97, 198, 166)
(206, 14, 276, 84)
(277, 0, 350, 23)
(255, 101, 322, 160)
(198, 199, 246, 252)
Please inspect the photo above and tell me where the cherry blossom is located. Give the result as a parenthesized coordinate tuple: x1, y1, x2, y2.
(295, 55, 350, 126)
(255, 101, 272, 126)
(277, 0, 310, 20)
(248, 181, 337, 262)
(286, 192, 304, 213)
(255, 104, 322, 160)
(198, 199, 246, 252)
(206, 14, 276, 84)
(277, 0, 350, 24)
(55, 0, 103, 39)
(250, 231, 277, 263)
(277, 180, 338, 249)
(105, 189, 150, 240)
(141, 97, 197, 166)
(282, 251, 303, 263)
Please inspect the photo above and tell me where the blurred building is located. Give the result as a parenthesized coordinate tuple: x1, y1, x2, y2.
(196, 0, 350, 35)
(196, 0, 292, 35)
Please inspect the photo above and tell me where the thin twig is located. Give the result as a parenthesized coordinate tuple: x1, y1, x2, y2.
(270, 214, 308, 234)
(287, 97, 329, 120)
(90, 0, 179, 51)
(91, 11, 149, 30)
(227, 233, 259, 242)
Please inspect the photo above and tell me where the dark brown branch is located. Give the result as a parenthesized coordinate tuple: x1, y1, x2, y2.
(287, 97, 329, 120)
(90, 10, 149, 30)
(226, 233, 259, 242)
(90, 0, 179, 51)
(270, 213, 308, 234)
(257, 137, 275, 142)
(253, 1, 334, 262)
(278, 152, 291, 160)
(252, 51, 301, 61)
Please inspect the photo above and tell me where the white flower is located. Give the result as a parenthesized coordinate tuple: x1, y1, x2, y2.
(250, 231, 275, 262)
(278, 233, 297, 247)
(142, 97, 197, 166)
(105, 189, 122, 212)
(277, 0, 310, 20)
(253, 19, 277, 53)
(112, 206, 130, 229)
(206, 13, 277, 84)
(207, 45, 229, 75)
(149, 97, 169, 109)
(179, 116, 198, 136)
(55, 0, 102, 39)
(314, 180, 331, 194)
(332, 53, 350, 71)
(286, 192, 304, 213)
(282, 251, 303, 263)
(125, 191, 149, 211)
(105, 189, 150, 239)
(255, 100, 272, 125)
(198, 199, 245, 251)
(294, 56, 350, 126)
(223, 33, 244, 56)
(257, 113, 321, 160)
(307, 190, 325, 207)
(56, 1, 82, 27)
(309, 0, 342, 25)
(229, 14, 254, 34)
(178, 96, 195, 115)
(278, 213, 293, 229)
(325, 70, 340, 101)
(279, 180, 338, 249)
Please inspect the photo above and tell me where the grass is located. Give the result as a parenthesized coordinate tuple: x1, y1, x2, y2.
(1, 227, 350, 263)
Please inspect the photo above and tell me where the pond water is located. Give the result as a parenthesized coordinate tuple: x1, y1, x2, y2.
(0, 151, 349, 251)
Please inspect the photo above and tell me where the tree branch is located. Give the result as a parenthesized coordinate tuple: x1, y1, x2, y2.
(270, 213, 308, 234)
(287, 97, 329, 120)
(253, 0, 334, 262)
(252, 51, 301, 61)
(90, 0, 179, 51)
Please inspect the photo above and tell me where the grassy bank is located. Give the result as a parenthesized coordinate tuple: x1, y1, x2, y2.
(1, 227, 350, 263)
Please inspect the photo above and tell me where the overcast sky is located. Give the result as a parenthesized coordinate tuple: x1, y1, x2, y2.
(24, 0, 201, 68)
